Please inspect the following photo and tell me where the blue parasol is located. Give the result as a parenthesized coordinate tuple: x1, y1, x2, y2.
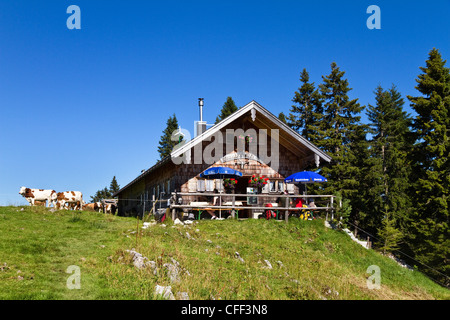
(284, 171, 327, 195)
(199, 167, 243, 218)
(199, 167, 243, 179)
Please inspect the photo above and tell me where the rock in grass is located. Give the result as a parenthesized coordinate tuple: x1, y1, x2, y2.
(263, 260, 273, 269)
(154, 285, 175, 300)
(164, 258, 190, 283)
(174, 218, 184, 225)
(163, 263, 180, 283)
(176, 292, 190, 300)
(235, 252, 245, 263)
(126, 249, 157, 274)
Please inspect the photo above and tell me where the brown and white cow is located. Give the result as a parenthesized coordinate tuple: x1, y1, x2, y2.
(34, 200, 47, 206)
(19, 187, 57, 207)
(84, 202, 103, 212)
(56, 191, 83, 210)
(102, 200, 117, 214)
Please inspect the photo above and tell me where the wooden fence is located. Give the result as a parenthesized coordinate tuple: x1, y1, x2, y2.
(169, 192, 336, 222)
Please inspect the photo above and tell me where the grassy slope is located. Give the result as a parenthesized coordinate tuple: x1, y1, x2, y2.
(0, 206, 448, 300)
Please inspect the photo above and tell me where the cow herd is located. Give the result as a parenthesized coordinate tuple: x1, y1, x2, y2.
(18, 187, 116, 213)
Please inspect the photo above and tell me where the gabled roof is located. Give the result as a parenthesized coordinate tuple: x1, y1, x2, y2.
(114, 100, 331, 197)
(113, 155, 171, 197)
(171, 100, 332, 163)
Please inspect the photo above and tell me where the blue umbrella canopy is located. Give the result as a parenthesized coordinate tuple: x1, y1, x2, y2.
(199, 167, 243, 179)
(199, 167, 243, 219)
(284, 171, 327, 196)
(284, 171, 327, 184)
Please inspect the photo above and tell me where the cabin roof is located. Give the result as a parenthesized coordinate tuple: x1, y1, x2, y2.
(172, 100, 331, 162)
(114, 100, 331, 197)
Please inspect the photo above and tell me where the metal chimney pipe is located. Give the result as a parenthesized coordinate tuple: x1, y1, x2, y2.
(198, 98, 204, 122)
(196, 98, 206, 137)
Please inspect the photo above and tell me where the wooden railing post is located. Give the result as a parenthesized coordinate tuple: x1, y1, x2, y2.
(284, 194, 289, 223)
(231, 193, 236, 219)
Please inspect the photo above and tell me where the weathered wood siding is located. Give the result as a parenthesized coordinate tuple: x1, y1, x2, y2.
(118, 116, 312, 215)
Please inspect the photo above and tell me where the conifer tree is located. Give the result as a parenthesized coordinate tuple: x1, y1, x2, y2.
(365, 85, 413, 239)
(406, 48, 450, 283)
(109, 176, 120, 195)
(158, 113, 179, 159)
(377, 210, 403, 254)
(316, 62, 365, 197)
(215, 97, 238, 124)
(90, 176, 121, 202)
(278, 112, 288, 124)
(288, 68, 323, 143)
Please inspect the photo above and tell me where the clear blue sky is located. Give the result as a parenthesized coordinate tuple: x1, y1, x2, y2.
(0, 0, 449, 205)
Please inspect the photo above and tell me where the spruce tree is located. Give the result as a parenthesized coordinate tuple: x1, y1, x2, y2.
(158, 113, 179, 159)
(288, 68, 323, 143)
(310, 63, 368, 236)
(215, 97, 238, 124)
(278, 112, 288, 124)
(90, 176, 120, 202)
(366, 85, 413, 241)
(90, 187, 111, 203)
(109, 176, 120, 196)
(377, 210, 403, 254)
(316, 62, 365, 197)
(406, 48, 450, 283)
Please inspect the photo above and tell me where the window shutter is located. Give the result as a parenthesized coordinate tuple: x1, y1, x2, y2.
(215, 179, 224, 192)
(188, 178, 197, 193)
(205, 180, 214, 192)
(286, 183, 295, 194)
(197, 179, 206, 192)
(262, 182, 269, 194)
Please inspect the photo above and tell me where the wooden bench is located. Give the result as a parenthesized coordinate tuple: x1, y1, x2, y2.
(222, 201, 243, 218)
(189, 201, 213, 220)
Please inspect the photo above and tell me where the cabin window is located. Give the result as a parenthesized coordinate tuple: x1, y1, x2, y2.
(261, 181, 269, 194)
(188, 178, 197, 193)
(205, 179, 214, 192)
(278, 181, 285, 192)
(167, 179, 171, 194)
(215, 179, 224, 192)
(286, 183, 295, 194)
(197, 179, 205, 192)
(269, 181, 277, 193)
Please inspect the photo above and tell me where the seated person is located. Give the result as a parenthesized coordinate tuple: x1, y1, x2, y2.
(294, 197, 303, 207)
(276, 191, 291, 219)
(308, 199, 317, 208)
(308, 199, 318, 219)
(199, 195, 219, 220)
(276, 191, 290, 208)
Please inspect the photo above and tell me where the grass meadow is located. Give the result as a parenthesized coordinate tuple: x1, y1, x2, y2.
(0, 206, 448, 300)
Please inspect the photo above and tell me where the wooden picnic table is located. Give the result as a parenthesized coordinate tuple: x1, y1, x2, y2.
(190, 201, 244, 219)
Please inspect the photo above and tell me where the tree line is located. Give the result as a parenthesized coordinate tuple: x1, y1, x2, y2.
(90, 176, 120, 203)
(157, 48, 448, 286)
(284, 48, 449, 286)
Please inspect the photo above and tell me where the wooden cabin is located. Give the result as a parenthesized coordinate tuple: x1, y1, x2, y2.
(114, 100, 332, 218)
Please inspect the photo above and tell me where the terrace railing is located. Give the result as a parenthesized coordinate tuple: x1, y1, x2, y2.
(169, 192, 336, 222)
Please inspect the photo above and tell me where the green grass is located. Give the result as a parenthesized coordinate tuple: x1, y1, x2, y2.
(0, 206, 448, 300)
